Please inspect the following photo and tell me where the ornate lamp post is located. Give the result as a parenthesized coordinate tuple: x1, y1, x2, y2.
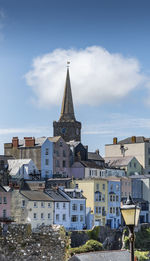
(120, 196, 140, 261)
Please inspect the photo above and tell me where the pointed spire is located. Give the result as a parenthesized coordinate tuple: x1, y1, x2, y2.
(59, 64, 76, 122)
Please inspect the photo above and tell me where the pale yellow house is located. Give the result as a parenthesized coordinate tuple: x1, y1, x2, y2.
(75, 178, 108, 226)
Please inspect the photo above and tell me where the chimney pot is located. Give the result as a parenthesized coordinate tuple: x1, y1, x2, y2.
(12, 137, 19, 148)
(131, 136, 136, 143)
(113, 137, 117, 145)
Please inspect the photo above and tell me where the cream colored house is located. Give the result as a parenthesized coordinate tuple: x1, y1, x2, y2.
(11, 190, 54, 229)
(105, 136, 150, 174)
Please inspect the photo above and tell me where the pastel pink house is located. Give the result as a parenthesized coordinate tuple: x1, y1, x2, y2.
(0, 185, 11, 220)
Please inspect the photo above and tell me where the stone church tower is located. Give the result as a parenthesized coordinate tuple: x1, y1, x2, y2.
(53, 67, 81, 142)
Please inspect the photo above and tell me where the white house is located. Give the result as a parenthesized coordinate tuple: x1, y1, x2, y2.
(11, 190, 54, 229)
(45, 189, 70, 229)
(8, 159, 40, 180)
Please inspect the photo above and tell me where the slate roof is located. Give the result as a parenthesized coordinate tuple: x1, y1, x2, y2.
(45, 189, 69, 202)
(104, 156, 135, 167)
(80, 160, 104, 169)
(69, 250, 130, 261)
(130, 174, 150, 179)
(62, 188, 86, 199)
(118, 136, 149, 144)
(88, 152, 104, 161)
(20, 190, 54, 201)
(18, 137, 47, 147)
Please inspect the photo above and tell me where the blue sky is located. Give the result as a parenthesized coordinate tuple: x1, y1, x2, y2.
(1, 0, 150, 155)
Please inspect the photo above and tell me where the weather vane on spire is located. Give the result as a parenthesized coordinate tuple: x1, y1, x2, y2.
(67, 61, 70, 68)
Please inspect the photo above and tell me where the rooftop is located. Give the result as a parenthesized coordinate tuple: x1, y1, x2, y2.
(45, 189, 69, 202)
(20, 190, 54, 201)
(104, 156, 135, 167)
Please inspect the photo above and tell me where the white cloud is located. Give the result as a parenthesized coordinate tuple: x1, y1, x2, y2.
(0, 127, 48, 135)
(83, 113, 150, 138)
(25, 46, 146, 107)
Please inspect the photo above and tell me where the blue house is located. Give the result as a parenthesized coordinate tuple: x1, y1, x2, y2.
(41, 138, 53, 179)
(60, 188, 86, 230)
(106, 177, 121, 229)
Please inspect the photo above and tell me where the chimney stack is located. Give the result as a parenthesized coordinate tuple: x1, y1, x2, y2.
(131, 136, 136, 143)
(95, 149, 99, 155)
(24, 137, 35, 147)
(12, 137, 19, 148)
(113, 137, 117, 145)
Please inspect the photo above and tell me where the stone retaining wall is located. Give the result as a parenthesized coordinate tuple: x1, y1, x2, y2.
(0, 224, 70, 261)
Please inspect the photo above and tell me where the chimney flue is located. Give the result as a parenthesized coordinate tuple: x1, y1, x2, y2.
(12, 137, 19, 148)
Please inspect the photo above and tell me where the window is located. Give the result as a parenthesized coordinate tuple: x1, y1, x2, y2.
(56, 202, 59, 209)
(48, 202, 51, 208)
(102, 184, 105, 190)
(95, 191, 101, 202)
(110, 207, 112, 214)
(48, 213, 51, 219)
(96, 183, 99, 191)
(45, 148, 49, 155)
(56, 151, 59, 157)
(80, 204, 84, 211)
(63, 150, 66, 157)
(33, 213, 37, 219)
(22, 200, 25, 207)
(63, 160, 66, 167)
(134, 162, 137, 168)
(113, 195, 115, 202)
(56, 160, 60, 167)
(148, 148, 150, 154)
(95, 207, 101, 214)
(116, 184, 119, 191)
(56, 214, 59, 221)
(34, 202, 37, 208)
(71, 215, 78, 222)
(60, 142, 63, 147)
(129, 162, 132, 168)
(3, 209, 6, 218)
(80, 215, 84, 222)
(45, 170, 49, 178)
(41, 202, 45, 208)
(72, 204, 77, 211)
(41, 213, 44, 219)
(113, 207, 115, 214)
(3, 197, 7, 204)
(62, 214, 66, 221)
(110, 195, 113, 202)
(45, 159, 49, 166)
(116, 207, 119, 216)
(116, 195, 119, 201)
(148, 158, 150, 166)
(102, 195, 105, 202)
(63, 203, 66, 209)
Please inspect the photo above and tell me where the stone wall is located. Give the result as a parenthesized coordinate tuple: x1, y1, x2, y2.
(0, 224, 70, 261)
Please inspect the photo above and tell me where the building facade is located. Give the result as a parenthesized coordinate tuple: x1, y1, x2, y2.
(60, 188, 86, 230)
(75, 179, 108, 226)
(105, 136, 150, 174)
(106, 177, 121, 229)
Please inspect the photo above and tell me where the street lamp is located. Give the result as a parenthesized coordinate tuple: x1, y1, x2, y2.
(120, 196, 140, 261)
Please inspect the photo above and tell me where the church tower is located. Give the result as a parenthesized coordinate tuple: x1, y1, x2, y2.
(53, 66, 81, 142)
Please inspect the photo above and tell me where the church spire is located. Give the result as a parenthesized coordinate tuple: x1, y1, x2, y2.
(59, 65, 76, 122)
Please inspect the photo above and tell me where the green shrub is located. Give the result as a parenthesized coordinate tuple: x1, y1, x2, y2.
(69, 239, 103, 256)
(135, 251, 149, 261)
(87, 226, 100, 241)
